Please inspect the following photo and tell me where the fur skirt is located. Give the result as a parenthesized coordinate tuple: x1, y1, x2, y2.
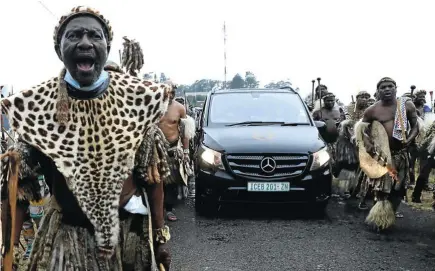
(26, 200, 152, 271)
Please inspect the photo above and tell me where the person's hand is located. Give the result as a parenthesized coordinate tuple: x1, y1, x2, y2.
(403, 139, 413, 147)
(156, 243, 171, 270)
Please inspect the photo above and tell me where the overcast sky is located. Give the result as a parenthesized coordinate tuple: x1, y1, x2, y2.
(1, 0, 435, 103)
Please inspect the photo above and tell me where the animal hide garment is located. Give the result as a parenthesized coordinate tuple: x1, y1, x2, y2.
(335, 120, 358, 170)
(180, 115, 196, 140)
(1, 71, 170, 252)
(354, 120, 391, 179)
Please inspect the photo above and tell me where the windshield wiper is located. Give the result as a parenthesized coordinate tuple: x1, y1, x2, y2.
(226, 121, 310, 127)
(280, 122, 310, 126)
(226, 121, 284, 127)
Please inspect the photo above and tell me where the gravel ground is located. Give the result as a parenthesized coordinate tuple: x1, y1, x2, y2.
(169, 198, 435, 271)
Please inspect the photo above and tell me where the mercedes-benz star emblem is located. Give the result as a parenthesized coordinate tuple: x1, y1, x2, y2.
(260, 157, 276, 173)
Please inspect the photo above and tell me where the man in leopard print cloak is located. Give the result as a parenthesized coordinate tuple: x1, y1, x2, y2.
(1, 6, 172, 270)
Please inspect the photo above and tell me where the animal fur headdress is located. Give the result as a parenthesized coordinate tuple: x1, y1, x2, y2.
(376, 77, 396, 89)
(52, 6, 115, 126)
(356, 91, 370, 99)
(53, 6, 114, 55)
(415, 89, 427, 97)
(322, 92, 335, 100)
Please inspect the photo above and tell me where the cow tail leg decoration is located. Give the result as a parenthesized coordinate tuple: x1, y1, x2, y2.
(365, 193, 395, 231)
(2, 151, 20, 271)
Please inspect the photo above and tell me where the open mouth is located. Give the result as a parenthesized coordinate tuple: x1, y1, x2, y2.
(75, 56, 95, 72)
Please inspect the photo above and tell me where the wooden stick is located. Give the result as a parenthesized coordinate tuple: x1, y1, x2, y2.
(317, 77, 322, 108)
(3, 152, 20, 271)
(410, 85, 416, 97)
(311, 80, 315, 108)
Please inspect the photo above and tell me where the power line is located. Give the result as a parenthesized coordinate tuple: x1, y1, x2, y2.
(37, 0, 58, 20)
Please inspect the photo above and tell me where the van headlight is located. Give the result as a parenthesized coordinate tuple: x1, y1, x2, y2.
(200, 145, 224, 170)
(310, 147, 330, 171)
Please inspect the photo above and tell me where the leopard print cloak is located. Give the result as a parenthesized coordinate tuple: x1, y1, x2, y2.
(0, 70, 170, 253)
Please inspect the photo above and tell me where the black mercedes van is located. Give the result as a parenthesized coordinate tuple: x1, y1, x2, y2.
(194, 87, 332, 215)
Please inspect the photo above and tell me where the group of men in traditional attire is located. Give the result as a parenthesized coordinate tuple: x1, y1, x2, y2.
(0, 6, 196, 270)
(2, 4, 435, 270)
(307, 77, 435, 232)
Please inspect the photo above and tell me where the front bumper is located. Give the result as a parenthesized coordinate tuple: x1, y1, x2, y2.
(196, 163, 332, 204)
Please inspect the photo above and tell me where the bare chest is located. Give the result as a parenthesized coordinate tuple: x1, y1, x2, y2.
(373, 104, 396, 124)
(160, 106, 180, 125)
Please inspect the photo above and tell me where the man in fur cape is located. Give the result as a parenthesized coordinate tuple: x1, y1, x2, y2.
(1, 6, 172, 270)
(355, 77, 418, 231)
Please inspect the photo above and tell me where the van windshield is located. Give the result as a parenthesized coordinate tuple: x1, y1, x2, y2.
(209, 92, 310, 125)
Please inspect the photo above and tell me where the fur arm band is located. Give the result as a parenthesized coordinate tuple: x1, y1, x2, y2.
(134, 125, 171, 185)
(180, 116, 196, 140)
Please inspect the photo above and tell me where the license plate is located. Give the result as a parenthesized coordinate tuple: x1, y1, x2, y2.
(247, 182, 290, 192)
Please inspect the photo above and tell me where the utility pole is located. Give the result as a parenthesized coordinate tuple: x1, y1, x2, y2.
(223, 22, 227, 89)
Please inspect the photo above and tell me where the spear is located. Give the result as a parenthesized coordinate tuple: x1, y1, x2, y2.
(317, 77, 322, 109)
(311, 80, 315, 109)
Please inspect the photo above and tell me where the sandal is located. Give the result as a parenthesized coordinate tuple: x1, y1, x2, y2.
(343, 193, 351, 200)
(395, 212, 404, 218)
(166, 211, 177, 222)
(358, 202, 369, 210)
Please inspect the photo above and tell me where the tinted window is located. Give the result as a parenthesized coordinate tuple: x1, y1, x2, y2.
(209, 92, 310, 124)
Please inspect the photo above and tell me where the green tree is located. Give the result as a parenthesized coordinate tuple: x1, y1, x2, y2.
(230, 73, 245, 89)
(190, 79, 222, 93)
(244, 71, 259, 88)
(176, 84, 191, 96)
(264, 80, 292, 89)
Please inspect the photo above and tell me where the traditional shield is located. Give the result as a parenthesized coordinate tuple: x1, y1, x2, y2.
(355, 121, 392, 179)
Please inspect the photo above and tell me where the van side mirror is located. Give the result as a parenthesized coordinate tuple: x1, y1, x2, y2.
(314, 121, 325, 129)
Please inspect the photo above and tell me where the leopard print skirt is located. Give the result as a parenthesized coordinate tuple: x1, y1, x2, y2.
(27, 199, 152, 271)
